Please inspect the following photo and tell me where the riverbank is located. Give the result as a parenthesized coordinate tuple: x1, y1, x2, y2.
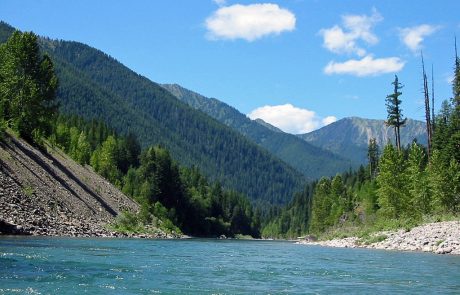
(0, 167, 179, 239)
(0, 134, 181, 239)
(296, 220, 460, 255)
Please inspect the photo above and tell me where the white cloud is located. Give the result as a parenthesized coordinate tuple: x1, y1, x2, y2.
(399, 24, 440, 52)
(212, 0, 226, 6)
(247, 104, 336, 134)
(324, 55, 405, 77)
(205, 3, 296, 41)
(322, 116, 337, 126)
(319, 9, 382, 56)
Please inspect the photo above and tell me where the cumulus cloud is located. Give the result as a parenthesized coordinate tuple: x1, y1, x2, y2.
(324, 55, 405, 77)
(247, 104, 336, 134)
(319, 9, 383, 56)
(205, 3, 296, 41)
(322, 116, 337, 126)
(399, 24, 440, 52)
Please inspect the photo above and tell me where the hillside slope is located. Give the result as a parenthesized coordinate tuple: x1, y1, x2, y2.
(0, 133, 141, 236)
(162, 83, 354, 179)
(298, 117, 427, 164)
(0, 21, 304, 204)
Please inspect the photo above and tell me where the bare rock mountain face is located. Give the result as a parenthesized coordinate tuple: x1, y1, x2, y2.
(0, 133, 139, 237)
(298, 117, 427, 164)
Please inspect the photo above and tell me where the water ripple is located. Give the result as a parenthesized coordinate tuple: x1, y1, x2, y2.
(1, 237, 459, 294)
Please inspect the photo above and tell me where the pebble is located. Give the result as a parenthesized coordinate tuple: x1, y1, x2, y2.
(0, 137, 180, 239)
(296, 220, 460, 255)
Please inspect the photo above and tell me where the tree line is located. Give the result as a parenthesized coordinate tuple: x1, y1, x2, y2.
(51, 114, 261, 237)
(264, 50, 460, 238)
(0, 30, 260, 238)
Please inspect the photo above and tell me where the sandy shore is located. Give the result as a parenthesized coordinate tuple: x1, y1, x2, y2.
(296, 220, 460, 255)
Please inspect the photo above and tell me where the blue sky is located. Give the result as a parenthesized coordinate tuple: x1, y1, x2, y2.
(1, 0, 459, 133)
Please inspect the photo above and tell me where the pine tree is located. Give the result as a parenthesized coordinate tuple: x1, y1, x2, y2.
(376, 144, 409, 219)
(448, 39, 460, 164)
(421, 53, 433, 158)
(429, 151, 455, 213)
(0, 31, 58, 141)
(329, 174, 347, 225)
(432, 100, 452, 159)
(367, 138, 379, 179)
(385, 75, 406, 151)
(407, 143, 430, 216)
(98, 135, 121, 183)
(75, 131, 91, 164)
(309, 177, 332, 233)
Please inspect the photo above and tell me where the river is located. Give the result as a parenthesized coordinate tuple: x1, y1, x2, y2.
(1, 237, 459, 294)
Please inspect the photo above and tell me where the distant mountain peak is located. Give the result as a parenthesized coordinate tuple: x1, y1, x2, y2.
(162, 83, 355, 180)
(298, 116, 427, 164)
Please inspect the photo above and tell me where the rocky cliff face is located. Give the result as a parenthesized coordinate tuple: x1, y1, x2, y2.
(0, 133, 140, 237)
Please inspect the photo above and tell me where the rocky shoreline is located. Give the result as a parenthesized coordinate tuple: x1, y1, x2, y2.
(0, 135, 182, 239)
(296, 220, 460, 255)
(0, 169, 181, 239)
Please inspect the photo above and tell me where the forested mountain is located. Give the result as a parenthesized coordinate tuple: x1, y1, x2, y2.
(0, 21, 304, 204)
(162, 83, 354, 179)
(298, 117, 427, 164)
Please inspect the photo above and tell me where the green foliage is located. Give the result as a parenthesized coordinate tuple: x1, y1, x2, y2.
(261, 185, 313, 239)
(288, 55, 460, 239)
(162, 83, 354, 179)
(268, 59, 460, 239)
(34, 35, 304, 204)
(48, 115, 260, 238)
(367, 138, 379, 179)
(0, 30, 58, 142)
(309, 178, 332, 234)
(75, 131, 91, 164)
(111, 211, 144, 233)
(97, 135, 122, 183)
(407, 143, 430, 215)
(376, 144, 409, 219)
(0, 22, 304, 205)
(22, 185, 34, 197)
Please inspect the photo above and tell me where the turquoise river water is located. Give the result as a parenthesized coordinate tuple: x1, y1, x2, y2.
(1, 237, 459, 294)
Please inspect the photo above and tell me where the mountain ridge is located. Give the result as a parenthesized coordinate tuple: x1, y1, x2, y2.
(298, 116, 428, 164)
(162, 83, 355, 179)
(0, 21, 304, 204)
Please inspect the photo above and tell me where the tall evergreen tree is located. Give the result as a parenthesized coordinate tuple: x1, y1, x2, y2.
(421, 53, 433, 158)
(449, 39, 460, 163)
(367, 138, 379, 179)
(407, 143, 430, 216)
(376, 144, 409, 219)
(309, 177, 332, 233)
(385, 75, 406, 151)
(0, 31, 58, 141)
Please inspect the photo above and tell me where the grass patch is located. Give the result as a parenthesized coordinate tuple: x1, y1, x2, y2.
(109, 211, 182, 236)
(22, 185, 34, 197)
(235, 234, 254, 240)
(422, 213, 459, 223)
